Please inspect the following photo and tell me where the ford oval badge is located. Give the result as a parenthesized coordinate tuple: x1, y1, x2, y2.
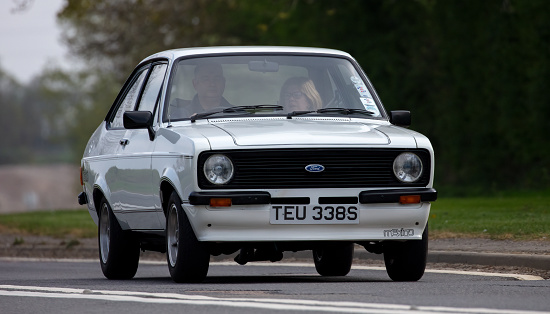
(305, 164, 325, 172)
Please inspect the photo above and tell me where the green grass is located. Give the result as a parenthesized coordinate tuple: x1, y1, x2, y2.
(0, 193, 549, 241)
(0, 209, 97, 238)
(430, 194, 550, 240)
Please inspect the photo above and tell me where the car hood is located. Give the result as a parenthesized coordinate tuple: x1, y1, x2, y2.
(205, 118, 415, 147)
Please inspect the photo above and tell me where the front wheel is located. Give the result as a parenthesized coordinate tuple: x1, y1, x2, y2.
(98, 196, 140, 279)
(312, 242, 354, 276)
(166, 191, 210, 283)
(383, 225, 428, 282)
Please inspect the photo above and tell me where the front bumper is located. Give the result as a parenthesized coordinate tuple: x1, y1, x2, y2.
(185, 188, 436, 243)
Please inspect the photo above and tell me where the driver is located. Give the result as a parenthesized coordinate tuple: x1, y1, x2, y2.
(191, 62, 231, 112)
(171, 62, 231, 118)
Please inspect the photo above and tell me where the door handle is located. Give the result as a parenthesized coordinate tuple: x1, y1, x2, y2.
(119, 139, 129, 146)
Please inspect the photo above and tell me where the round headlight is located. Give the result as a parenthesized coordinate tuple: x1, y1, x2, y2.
(393, 152, 423, 183)
(204, 154, 234, 185)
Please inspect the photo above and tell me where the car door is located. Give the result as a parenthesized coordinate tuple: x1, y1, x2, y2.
(105, 65, 149, 229)
(106, 62, 168, 230)
(117, 62, 168, 230)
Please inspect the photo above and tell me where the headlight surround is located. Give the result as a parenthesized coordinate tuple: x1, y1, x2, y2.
(393, 152, 423, 183)
(204, 154, 234, 185)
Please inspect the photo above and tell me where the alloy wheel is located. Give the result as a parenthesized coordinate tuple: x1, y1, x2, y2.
(167, 204, 179, 267)
(99, 203, 110, 264)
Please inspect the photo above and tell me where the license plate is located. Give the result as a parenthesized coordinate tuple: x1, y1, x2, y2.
(270, 205, 359, 224)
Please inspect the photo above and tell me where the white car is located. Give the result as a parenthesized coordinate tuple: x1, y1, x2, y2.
(78, 46, 437, 283)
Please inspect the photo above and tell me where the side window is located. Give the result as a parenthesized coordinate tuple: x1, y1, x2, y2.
(137, 63, 168, 113)
(110, 68, 148, 128)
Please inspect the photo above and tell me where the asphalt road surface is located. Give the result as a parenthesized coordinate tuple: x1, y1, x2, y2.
(0, 258, 548, 314)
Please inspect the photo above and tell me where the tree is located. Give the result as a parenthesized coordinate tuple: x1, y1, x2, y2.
(38, 67, 120, 160)
(58, 0, 243, 83)
(0, 65, 71, 163)
(55, 0, 550, 192)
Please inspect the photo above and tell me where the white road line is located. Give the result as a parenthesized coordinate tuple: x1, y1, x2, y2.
(0, 257, 544, 280)
(0, 257, 96, 263)
(0, 285, 546, 314)
(210, 262, 545, 281)
(419, 268, 544, 281)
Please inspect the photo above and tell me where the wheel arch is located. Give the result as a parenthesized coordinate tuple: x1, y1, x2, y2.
(90, 174, 112, 216)
(160, 179, 177, 218)
(92, 185, 115, 221)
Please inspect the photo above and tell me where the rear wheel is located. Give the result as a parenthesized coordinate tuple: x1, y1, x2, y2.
(383, 225, 428, 281)
(98, 196, 140, 279)
(312, 242, 354, 276)
(166, 191, 210, 283)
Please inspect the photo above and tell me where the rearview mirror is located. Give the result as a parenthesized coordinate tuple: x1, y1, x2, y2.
(123, 111, 155, 140)
(248, 60, 279, 72)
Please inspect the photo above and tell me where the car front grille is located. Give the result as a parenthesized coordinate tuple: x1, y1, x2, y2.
(198, 148, 431, 189)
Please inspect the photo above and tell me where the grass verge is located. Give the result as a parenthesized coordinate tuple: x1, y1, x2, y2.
(0, 209, 97, 238)
(430, 194, 550, 240)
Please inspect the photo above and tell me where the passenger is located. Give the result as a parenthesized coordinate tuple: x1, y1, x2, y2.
(279, 77, 322, 112)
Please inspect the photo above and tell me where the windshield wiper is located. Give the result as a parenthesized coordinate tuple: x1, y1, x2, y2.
(235, 104, 284, 111)
(190, 108, 245, 122)
(316, 107, 375, 116)
(190, 105, 284, 122)
(286, 110, 316, 119)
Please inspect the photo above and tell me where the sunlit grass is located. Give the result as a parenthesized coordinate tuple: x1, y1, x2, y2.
(0, 209, 97, 238)
(430, 193, 550, 240)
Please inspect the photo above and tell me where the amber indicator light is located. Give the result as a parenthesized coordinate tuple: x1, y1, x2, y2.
(210, 198, 232, 207)
(399, 195, 421, 204)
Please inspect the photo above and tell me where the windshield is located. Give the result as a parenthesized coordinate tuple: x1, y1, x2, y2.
(164, 54, 384, 121)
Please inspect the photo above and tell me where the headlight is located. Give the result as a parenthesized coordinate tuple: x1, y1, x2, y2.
(393, 152, 423, 183)
(204, 154, 234, 184)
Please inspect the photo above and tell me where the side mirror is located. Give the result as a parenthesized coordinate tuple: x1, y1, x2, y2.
(123, 111, 155, 140)
(390, 110, 411, 127)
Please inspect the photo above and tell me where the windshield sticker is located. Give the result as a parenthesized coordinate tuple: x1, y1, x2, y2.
(351, 76, 372, 98)
(360, 97, 380, 116)
(355, 85, 370, 98)
(361, 97, 374, 105)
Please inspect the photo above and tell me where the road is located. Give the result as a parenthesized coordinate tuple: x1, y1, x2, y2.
(0, 258, 548, 314)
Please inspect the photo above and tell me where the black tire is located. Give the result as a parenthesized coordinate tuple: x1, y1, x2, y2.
(166, 191, 210, 283)
(383, 225, 428, 282)
(312, 242, 354, 276)
(98, 196, 140, 279)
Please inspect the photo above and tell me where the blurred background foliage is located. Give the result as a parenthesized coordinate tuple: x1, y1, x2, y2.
(1, 0, 549, 196)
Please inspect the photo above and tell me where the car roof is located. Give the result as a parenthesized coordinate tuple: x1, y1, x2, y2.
(140, 46, 353, 63)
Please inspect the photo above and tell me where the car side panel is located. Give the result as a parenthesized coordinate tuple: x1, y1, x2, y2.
(151, 126, 213, 229)
(82, 124, 162, 230)
(111, 128, 162, 230)
(82, 123, 124, 226)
